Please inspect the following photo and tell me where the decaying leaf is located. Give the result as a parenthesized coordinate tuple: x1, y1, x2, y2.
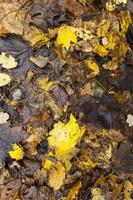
(0, 179, 21, 200)
(0, 52, 17, 69)
(0, 2, 29, 35)
(75, 27, 93, 41)
(80, 82, 94, 96)
(0, 111, 9, 124)
(55, 25, 77, 49)
(106, 0, 127, 11)
(30, 55, 49, 68)
(0, 73, 11, 87)
(8, 144, 24, 160)
(124, 180, 133, 200)
(49, 161, 65, 190)
(126, 114, 133, 127)
(65, 181, 82, 200)
(38, 77, 57, 92)
(24, 26, 50, 47)
(85, 59, 100, 76)
(91, 188, 105, 200)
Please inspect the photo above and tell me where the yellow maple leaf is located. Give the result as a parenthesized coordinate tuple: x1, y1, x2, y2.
(85, 59, 100, 76)
(48, 114, 85, 158)
(49, 161, 65, 190)
(93, 44, 109, 57)
(9, 144, 24, 160)
(0, 52, 17, 69)
(55, 25, 77, 49)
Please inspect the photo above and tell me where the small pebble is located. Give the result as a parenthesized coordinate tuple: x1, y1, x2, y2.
(12, 88, 22, 100)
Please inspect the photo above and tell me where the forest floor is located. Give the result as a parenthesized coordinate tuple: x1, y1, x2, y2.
(0, 0, 133, 199)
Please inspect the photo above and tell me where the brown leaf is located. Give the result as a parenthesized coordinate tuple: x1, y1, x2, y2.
(52, 85, 68, 107)
(66, 0, 87, 16)
(1, 179, 21, 200)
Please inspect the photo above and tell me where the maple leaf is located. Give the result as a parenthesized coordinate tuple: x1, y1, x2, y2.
(0, 52, 17, 69)
(48, 161, 65, 190)
(55, 25, 77, 49)
(8, 144, 24, 160)
(0, 73, 11, 87)
(48, 114, 85, 170)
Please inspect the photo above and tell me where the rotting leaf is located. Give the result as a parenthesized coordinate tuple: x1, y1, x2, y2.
(8, 144, 24, 160)
(0, 179, 21, 200)
(0, 52, 17, 69)
(65, 181, 82, 200)
(0, 73, 11, 87)
(55, 25, 77, 49)
(49, 161, 65, 191)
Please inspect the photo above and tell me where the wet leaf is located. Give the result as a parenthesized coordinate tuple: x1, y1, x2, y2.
(8, 144, 24, 160)
(49, 161, 65, 190)
(0, 73, 11, 87)
(55, 25, 77, 49)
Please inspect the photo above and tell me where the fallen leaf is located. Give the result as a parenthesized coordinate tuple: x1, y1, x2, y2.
(49, 161, 65, 190)
(24, 26, 50, 47)
(75, 27, 93, 41)
(0, 179, 21, 200)
(0, 2, 29, 35)
(48, 114, 85, 169)
(55, 25, 77, 49)
(65, 181, 82, 200)
(106, 0, 127, 11)
(30, 55, 49, 68)
(0, 73, 11, 87)
(0, 52, 17, 69)
(38, 77, 57, 92)
(0, 111, 9, 124)
(81, 82, 94, 96)
(124, 180, 133, 200)
(8, 144, 24, 160)
(91, 188, 105, 200)
(126, 114, 133, 127)
(85, 59, 100, 76)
